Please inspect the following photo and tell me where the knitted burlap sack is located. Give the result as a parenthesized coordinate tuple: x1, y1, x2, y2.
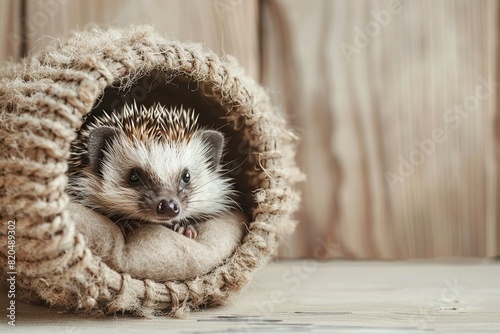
(0, 26, 302, 317)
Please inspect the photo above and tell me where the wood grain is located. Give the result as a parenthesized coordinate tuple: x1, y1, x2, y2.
(21, 0, 259, 80)
(1, 260, 499, 332)
(0, 0, 21, 66)
(495, 0, 500, 259)
(263, 0, 499, 259)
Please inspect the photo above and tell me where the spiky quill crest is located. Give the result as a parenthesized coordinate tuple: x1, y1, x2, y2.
(68, 102, 200, 175)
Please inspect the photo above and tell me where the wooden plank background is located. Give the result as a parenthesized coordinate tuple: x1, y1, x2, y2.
(0, 0, 497, 259)
(262, 0, 499, 259)
(20, 0, 260, 80)
(0, 0, 21, 65)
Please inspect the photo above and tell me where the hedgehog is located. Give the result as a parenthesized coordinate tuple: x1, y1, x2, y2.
(66, 101, 236, 239)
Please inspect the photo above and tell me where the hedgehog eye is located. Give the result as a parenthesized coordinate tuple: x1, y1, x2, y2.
(181, 170, 191, 184)
(129, 169, 141, 184)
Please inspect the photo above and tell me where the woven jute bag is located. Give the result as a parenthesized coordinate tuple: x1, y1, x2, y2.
(0, 26, 302, 317)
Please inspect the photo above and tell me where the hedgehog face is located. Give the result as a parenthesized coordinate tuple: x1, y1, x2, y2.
(70, 127, 235, 225)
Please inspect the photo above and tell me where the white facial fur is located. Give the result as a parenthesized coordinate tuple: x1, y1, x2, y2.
(68, 129, 234, 225)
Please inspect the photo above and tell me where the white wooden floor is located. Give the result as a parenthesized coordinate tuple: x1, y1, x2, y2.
(1, 260, 500, 333)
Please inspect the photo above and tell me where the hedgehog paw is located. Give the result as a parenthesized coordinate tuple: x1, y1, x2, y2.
(173, 223, 197, 239)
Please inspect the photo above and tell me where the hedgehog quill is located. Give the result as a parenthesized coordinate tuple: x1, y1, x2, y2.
(67, 102, 236, 239)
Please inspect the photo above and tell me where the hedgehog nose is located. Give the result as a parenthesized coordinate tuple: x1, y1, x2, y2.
(156, 199, 179, 217)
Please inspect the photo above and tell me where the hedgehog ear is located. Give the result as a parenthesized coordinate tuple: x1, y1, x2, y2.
(88, 126, 118, 174)
(199, 130, 224, 169)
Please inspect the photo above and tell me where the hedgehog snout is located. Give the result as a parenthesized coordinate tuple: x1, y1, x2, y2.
(156, 198, 180, 218)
